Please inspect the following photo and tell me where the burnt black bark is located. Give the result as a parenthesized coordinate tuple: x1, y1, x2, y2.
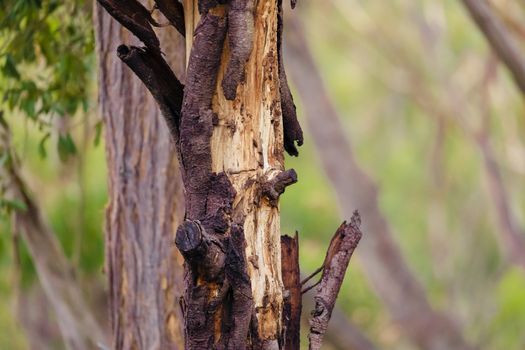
(97, 0, 161, 52)
(154, 0, 186, 36)
(221, 0, 255, 100)
(117, 45, 184, 140)
(277, 0, 303, 156)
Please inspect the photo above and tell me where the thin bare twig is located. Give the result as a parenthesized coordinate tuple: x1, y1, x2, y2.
(300, 265, 324, 286)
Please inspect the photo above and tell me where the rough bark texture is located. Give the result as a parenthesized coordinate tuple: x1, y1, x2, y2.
(280, 234, 301, 350)
(221, 0, 255, 100)
(284, 15, 475, 350)
(0, 117, 106, 350)
(302, 294, 379, 350)
(308, 213, 362, 350)
(94, 3, 186, 349)
(178, 2, 288, 348)
(277, 0, 303, 156)
(97, 1, 362, 349)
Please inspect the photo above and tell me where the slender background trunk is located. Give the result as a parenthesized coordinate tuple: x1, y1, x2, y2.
(94, 3, 186, 348)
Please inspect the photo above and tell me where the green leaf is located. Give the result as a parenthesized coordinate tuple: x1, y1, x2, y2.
(94, 120, 103, 147)
(1, 199, 27, 212)
(57, 133, 77, 162)
(38, 132, 51, 158)
(2, 54, 20, 79)
(0, 152, 10, 167)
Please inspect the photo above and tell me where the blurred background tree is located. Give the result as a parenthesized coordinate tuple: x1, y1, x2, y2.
(1, 0, 525, 349)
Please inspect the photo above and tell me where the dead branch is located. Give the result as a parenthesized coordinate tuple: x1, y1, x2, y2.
(302, 293, 379, 350)
(154, 0, 186, 36)
(308, 212, 362, 350)
(284, 14, 475, 350)
(97, 0, 161, 52)
(117, 45, 184, 141)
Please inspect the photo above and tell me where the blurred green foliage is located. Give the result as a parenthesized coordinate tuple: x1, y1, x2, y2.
(0, 0, 94, 158)
(1, 0, 525, 349)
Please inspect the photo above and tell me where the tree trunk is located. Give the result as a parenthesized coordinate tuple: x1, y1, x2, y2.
(177, 1, 286, 347)
(95, 1, 360, 349)
(94, 4, 186, 349)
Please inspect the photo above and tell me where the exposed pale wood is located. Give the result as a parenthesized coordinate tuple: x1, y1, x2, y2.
(184, 0, 285, 344)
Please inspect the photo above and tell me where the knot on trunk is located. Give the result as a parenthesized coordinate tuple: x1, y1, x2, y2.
(261, 169, 298, 205)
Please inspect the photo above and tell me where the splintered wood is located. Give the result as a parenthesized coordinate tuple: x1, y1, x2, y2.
(210, 0, 285, 342)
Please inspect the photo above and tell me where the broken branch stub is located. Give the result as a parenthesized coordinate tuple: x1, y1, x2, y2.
(117, 45, 184, 141)
(97, 0, 161, 52)
(308, 211, 363, 350)
(261, 168, 298, 205)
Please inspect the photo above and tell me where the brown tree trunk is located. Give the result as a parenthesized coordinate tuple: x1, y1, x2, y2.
(94, 4, 186, 349)
(95, 1, 361, 349)
(177, 1, 286, 347)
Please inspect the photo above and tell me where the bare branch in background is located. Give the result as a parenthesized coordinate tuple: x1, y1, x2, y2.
(284, 15, 475, 350)
(461, 0, 525, 96)
(0, 115, 107, 350)
(477, 136, 525, 268)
